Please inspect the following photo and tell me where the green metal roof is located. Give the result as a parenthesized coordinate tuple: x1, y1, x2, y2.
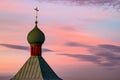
(27, 25, 45, 45)
(38, 56, 62, 80)
(10, 56, 62, 80)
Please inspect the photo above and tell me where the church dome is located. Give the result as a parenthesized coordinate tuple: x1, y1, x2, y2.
(27, 21, 45, 45)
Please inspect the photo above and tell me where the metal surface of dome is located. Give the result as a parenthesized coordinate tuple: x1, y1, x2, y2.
(27, 21, 45, 45)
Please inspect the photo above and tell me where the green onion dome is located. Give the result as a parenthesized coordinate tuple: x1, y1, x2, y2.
(27, 21, 45, 45)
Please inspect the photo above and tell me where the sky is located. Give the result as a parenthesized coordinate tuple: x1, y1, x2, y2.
(0, 0, 120, 80)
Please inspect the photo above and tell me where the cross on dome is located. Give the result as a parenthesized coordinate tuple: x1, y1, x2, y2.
(34, 7, 39, 24)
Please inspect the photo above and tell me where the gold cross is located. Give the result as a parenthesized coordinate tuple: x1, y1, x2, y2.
(34, 7, 39, 21)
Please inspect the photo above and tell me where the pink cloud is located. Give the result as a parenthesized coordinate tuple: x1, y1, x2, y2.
(41, 25, 119, 56)
(0, 0, 31, 14)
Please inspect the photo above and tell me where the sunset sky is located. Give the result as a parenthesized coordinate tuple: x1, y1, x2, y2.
(0, 0, 120, 80)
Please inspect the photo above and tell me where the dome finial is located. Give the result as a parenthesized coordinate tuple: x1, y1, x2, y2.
(27, 7, 45, 45)
(34, 7, 39, 25)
